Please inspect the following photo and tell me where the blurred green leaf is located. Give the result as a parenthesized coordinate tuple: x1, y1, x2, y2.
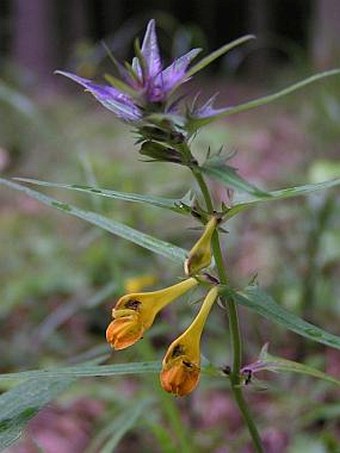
(88, 399, 152, 453)
(0, 81, 42, 123)
(15, 178, 188, 214)
(147, 423, 174, 453)
(308, 160, 340, 184)
(288, 435, 326, 453)
(0, 377, 73, 450)
(301, 403, 340, 425)
(201, 159, 267, 196)
(0, 178, 187, 263)
(221, 285, 340, 350)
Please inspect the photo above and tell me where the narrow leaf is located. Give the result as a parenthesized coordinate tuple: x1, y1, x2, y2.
(186, 35, 255, 78)
(0, 361, 160, 449)
(14, 177, 187, 214)
(221, 285, 340, 350)
(0, 361, 161, 382)
(201, 161, 267, 196)
(260, 351, 340, 387)
(244, 345, 340, 387)
(225, 178, 340, 219)
(199, 69, 340, 127)
(0, 178, 187, 263)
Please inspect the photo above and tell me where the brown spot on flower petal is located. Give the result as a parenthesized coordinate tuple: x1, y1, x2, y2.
(124, 299, 142, 310)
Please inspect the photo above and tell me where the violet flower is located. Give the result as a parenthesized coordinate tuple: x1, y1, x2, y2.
(57, 19, 201, 123)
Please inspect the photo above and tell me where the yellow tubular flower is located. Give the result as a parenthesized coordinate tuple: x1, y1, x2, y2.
(184, 216, 218, 276)
(160, 286, 219, 396)
(106, 277, 198, 350)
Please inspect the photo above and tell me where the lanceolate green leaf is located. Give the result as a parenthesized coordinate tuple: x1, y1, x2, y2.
(219, 69, 340, 118)
(258, 349, 340, 387)
(0, 377, 73, 450)
(186, 35, 255, 78)
(0, 178, 187, 263)
(201, 160, 268, 196)
(15, 177, 188, 214)
(0, 361, 161, 382)
(225, 178, 340, 219)
(0, 361, 160, 450)
(221, 285, 340, 350)
(193, 69, 340, 129)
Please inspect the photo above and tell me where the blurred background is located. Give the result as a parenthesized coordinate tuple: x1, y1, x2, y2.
(1, 0, 340, 88)
(1, 1, 340, 452)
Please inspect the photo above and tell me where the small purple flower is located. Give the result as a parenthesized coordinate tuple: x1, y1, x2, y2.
(57, 19, 201, 122)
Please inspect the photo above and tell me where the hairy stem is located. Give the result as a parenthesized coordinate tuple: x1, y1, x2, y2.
(192, 167, 264, 452)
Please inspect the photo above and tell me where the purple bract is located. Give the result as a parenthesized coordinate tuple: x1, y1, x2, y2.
(57, 20, 201, 123)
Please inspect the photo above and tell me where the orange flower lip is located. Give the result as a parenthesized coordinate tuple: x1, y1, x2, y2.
(160, 356, 200, 397)
(106, 314, 143, 350)
(160, 286, 218, 396)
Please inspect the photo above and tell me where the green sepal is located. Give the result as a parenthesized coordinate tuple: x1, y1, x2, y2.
(139, 141, 183, 164)
(104, 73, 138, 98)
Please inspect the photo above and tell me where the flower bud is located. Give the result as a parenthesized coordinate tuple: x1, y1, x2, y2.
(184, 216, 217, 276)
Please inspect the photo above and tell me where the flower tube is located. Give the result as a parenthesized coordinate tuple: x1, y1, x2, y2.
(160, 286, 219, 396)
(106, 277, 198, 350)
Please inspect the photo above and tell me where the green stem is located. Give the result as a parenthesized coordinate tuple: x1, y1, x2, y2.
(192, 167, 264, 453)
(191, 167, 214, 213)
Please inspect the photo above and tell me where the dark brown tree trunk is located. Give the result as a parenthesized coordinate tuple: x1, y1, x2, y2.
(193, 0, 216, 49)
(69, 0, 88, 43)
(311, 0, 340, 69)
(102, 0, 123, 35)
(246, 0, 272, 78)
(11, 0, 56, 88)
